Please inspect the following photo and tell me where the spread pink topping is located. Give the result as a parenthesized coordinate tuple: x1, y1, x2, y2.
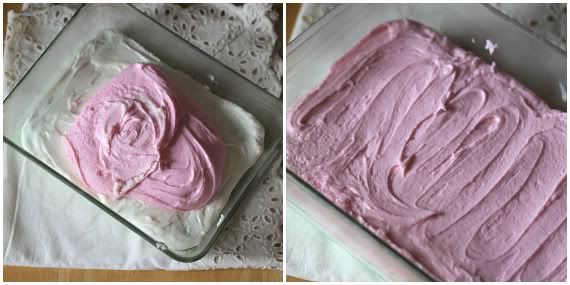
(287, 20, 566, 281)
(65, 63, 226, 211)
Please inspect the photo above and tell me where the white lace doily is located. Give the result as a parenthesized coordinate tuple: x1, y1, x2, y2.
(492, 3, 566, 50)
(5, 3, 282, 97)
(4, 3, 282, 270)
(290, 3, 567, 51)
(290, 3, 338, 40)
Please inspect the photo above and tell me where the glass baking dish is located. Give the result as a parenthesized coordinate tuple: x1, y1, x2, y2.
(4, 3, 283, 262)
(286, 3, 566, 281)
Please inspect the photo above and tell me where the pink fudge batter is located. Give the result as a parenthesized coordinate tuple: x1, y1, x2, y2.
(65, 63, 226, 211)
(287, 20, 566, 281)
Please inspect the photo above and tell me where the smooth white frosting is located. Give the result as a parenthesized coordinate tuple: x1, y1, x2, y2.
(20, 30, 265, 250)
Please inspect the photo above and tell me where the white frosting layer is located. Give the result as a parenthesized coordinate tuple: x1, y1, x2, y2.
(20, 30, 265, 250)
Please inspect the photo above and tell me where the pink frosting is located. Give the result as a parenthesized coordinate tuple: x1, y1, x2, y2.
(287, 20, 566, 281)
(65, 63, 226, 211)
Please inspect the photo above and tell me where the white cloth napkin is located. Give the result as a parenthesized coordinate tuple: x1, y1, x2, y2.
(285, 3, 567, 281)
(286, 203, 386, 282)
(4, 3, 283, 270)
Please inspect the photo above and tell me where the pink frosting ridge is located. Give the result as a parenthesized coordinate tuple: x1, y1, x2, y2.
(287, 20, 566, 281)
(65, 63, 226, 211)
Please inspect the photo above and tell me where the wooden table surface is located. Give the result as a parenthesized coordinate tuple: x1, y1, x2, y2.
(286, 3, 301, 43)
(2, 3, 282, 282)
(3, 266, 282, 282)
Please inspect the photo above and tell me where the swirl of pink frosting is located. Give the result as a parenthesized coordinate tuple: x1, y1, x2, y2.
(65, 63, 226, 211)
(287, 20, 566, 281)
